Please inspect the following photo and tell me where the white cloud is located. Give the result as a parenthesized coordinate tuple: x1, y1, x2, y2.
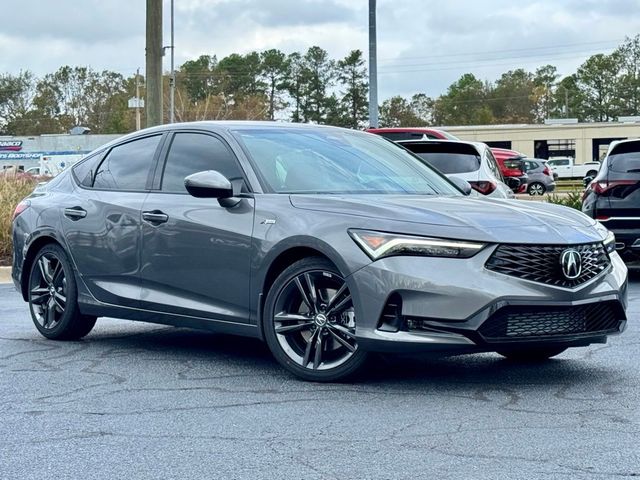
(1, 0, 639, 100)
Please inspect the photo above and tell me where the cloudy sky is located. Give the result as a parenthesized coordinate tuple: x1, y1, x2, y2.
(1, 0, 639, 100)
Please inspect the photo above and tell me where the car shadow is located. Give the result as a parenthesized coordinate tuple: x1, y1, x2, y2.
(83, 322, 619, 389)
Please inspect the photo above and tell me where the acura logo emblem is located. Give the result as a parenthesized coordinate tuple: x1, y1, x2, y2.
(560, 249, 582, 280)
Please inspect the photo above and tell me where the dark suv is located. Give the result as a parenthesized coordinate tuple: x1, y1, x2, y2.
(582, 139, 640, 262)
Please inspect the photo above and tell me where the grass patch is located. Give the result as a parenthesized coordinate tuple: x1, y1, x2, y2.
(546, 190, 583, 210)
(0, 175, 38, 264)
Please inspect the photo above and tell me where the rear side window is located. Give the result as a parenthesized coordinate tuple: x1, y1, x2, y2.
(72, 151, 105, 187)
(161, 132, 246, 193)
(608, 141, 640, 173)
(403, 143, 481, 174)
(93, 135, 162, 190)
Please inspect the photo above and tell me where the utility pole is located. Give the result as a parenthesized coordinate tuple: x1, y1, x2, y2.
(145, 0, 163, 127)
(169, 0, 175, 123)
(368, 0, 379, 128)
(135, 68, 141, 130)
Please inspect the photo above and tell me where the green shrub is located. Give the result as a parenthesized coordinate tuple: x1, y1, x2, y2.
(546, 190, 583, 210)
(0, 175, 38, 262)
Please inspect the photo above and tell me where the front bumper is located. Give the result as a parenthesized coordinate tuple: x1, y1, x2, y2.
(348, 246, 628, 353)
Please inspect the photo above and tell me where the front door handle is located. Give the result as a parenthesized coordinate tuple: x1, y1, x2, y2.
(64, 207, 87, 220)
(142, 210, 169, 224)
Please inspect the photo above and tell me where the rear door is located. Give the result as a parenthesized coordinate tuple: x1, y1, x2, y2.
(138, 130, 255, 323)
(63, 134, 164, 307)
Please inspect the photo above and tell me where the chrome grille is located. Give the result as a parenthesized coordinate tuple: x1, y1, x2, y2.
(485, 242, 610, 288)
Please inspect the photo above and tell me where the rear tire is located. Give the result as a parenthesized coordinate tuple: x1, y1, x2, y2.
(27, 244, 97, 340)
(586, 170, 598, 178)
(497, 346, 567, 362)
(527, 182, 546, 196)
(263, 257, 368, 382)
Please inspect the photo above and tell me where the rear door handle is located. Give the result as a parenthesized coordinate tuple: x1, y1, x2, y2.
(142, 210, 169, 224)
(64, 207, 87, 220)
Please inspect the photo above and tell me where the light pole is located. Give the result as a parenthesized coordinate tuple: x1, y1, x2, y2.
(368, 0, 379, 128)
(169, 0, 175, 123)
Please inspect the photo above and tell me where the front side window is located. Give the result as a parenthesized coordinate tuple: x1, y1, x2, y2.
(93, 135, 162, 190)
(160, 132, 246, 193)
(233, 128, 461, 195)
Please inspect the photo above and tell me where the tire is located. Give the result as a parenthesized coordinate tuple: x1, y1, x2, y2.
(527, 182, 546, 196)
(496, 346, 567, 362)
(27, 244, 97, 340)
(263, 257, 368, 382)
(586, 170, 598, 178)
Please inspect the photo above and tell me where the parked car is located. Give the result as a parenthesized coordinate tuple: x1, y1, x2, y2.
(366, 127, 460, 141)
(398, 139, 516, 199)
(548, 157, 600, 179)
(583, 139, 640, 263)
(522, 158, 556, 195)
(490, 148, 528, 194)
(12, 122, 627, 382)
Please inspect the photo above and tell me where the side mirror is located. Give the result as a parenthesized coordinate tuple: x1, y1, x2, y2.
(184, 170, 233, 199)
(505, 177, 521, 190)
(449, 176, 472, 195)
(583, 175, 594, 188)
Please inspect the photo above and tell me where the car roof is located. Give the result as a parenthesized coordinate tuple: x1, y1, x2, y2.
(81, 121, 365, 156)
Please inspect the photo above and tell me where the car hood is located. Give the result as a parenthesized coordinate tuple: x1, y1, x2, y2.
(289, 194, 604, 244)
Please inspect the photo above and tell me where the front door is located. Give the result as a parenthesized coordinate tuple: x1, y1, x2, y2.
(139, 131, 254, 323)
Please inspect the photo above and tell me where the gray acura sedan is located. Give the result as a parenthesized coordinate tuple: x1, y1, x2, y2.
(12, 122, 628, 381)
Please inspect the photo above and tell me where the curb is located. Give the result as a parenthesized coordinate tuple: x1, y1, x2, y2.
(0, 266, 12, 284)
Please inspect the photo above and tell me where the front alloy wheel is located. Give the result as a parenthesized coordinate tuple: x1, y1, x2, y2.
(264, 257, 367, 381)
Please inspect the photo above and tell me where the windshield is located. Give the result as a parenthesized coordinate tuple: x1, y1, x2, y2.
(232, 127, 461, 195)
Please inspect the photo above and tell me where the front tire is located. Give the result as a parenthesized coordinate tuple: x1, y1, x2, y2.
(28, 244, 97, 340)
(497, 346, 567, 362)
(263, 257, 368, 382)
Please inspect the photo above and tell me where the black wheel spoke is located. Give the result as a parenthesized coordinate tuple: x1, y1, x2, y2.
(275, 312, 309, 322)
(326, 294, 352, 316)
(328, 329, 356, 353)
(312, 330, 323, 370)
(304, 273, 318, 309)
(302, 329, 318, 367)
(54, 291, 66, 305)
(294, 276, 315, 313)
(45, 299, 56, 328)
(325, 283, 347, 311)
(51, 261, 64, 286)
(31, 293, 49, 306)
(329, 323, 356, 339)
(275, 322, 314, 334)
(38, 257, 52, 283)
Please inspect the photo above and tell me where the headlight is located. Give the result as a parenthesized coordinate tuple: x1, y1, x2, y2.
(349, 229, 486, 260)
(603, 230, 615, 254)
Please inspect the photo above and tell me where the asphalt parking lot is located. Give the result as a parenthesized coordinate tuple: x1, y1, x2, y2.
(1, 279, 639, 480)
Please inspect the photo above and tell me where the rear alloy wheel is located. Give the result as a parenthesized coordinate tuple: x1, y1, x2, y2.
(527, 182, 546, 196)
(28, 244, 97, 340)
(264, 257, 368, 382)
(497, 346, 567, 362)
